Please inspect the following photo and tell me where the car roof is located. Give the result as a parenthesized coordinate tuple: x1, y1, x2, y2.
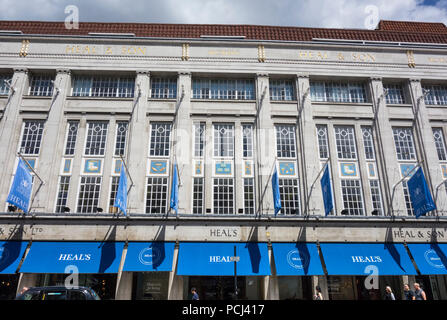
(26, 286, 91, 291)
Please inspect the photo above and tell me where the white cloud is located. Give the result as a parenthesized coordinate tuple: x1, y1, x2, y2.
(0, 0, 447, 28)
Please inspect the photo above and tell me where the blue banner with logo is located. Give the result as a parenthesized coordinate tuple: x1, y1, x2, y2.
(320, 164, 333, 216)
(272, 166, 281, 216)
(272, 243, 324, 276)
(114, 164, 128, 215)
(6, 158, 33, 213)
(123, 242, 175, 272)
(407, 243, 447, 275)
(320, 243, 417, 275)
(177, 242, 270, 276)
(19, 241, 124, 274)
(170, 163, 179, 214)
(407, 167, 436, 218)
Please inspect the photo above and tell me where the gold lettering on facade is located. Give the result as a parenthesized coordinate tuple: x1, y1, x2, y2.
(428, 57, 447, 63)
(298, 51, 328, 60)
(351, 52, 375, 62)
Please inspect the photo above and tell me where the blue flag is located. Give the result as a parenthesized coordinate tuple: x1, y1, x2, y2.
(6, 158, 33, 213)
(320, 164, 333, 216)
(170, 163, 179, 214)
(407, 167, 436, 218)
(114, 164, 128, 215)
(272, 165, 282, 216)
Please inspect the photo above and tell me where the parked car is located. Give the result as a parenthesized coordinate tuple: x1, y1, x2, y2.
(15, 286, 101, 300)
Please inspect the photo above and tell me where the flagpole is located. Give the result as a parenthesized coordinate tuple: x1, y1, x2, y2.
(304, 157, 331, 216)
(256, 156, 277, 218)
(390, 160, 424, 216)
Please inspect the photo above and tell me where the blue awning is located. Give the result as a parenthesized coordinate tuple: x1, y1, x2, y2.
(177, 242, 270, 276)
(123, 242, 175, 272)
(320, 243, 417, 275)
(407, 243, 447, 275)
(272, 243, 324, 276)
(0, 241, 28, 274)
(19, 242, 124, 274)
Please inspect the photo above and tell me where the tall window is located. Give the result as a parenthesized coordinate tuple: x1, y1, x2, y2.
(392, 127, 417, 216)
(334, 126, 357, 159)
(423, 84, 447, 105)
(242, 124, 255, 214)
(19, 121, 45, 155)
(109, 176, 120, 213)
(383, 84, 405, 104)
(275, 124, 300, 215)
(55, 176, 70, 213)
(64, 121, 79, 156)
(114, 122, 128, 156)
(192, 123, 205, 214)
(310, 81, 367, 103)
(393, 127, 416, 161)
(77, 176, 102, 213)
(275, 125, 297, 158)
(194, 123, 205, 158)
(334, 125, 364, 216)
(362, 126, 383, 215)
(316, 125, 329, 159)
(192, 177, 204, 215)
(149, 123, 172, 157)
(84, 122, 108, 156)
(151, 78, 177, 99)
(28, 74, 54, 96)
(214, 124, 234, 158)
(145, 177, 168, 214)
(72, 76, 135, 98)
(433, 128, 447, 161)
(192, 79, 255, 100)
(0, 74, 12, 95)
(270, 79, 296, 101)
(213, 178, 234, 214)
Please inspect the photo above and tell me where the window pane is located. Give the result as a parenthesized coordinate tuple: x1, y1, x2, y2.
(77, 176, 102, 213)
(149, 123, 172, 157)
(64, 121, 79, 155)
(214, 124, 234, 158)
(279, 178, 300, 215)
(213, 178, 234, 214)
(20, 121, 45, 155)
(334, 126, 357, 160)
(55, 176, 70, 213)
(85, 122, 108, 156)
(146, 177, 168, 214)
(29, 75, 54, 96)
(392, 127, 416, 160)
(275, 125, 297, 158)
(341, 179, 364, 216)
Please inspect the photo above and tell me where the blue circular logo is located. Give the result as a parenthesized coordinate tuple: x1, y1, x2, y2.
(287, 250, 308, 270)
(424, 249, 445, 269)
(138, 247, 161, 266)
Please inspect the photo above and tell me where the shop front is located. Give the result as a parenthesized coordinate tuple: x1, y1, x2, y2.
(0, 241, 27, 299)
(18, 241, 124, 300)
(177, 242, 270, 300)
(320, 243, 417, 300)
(271, 243, 324, 300)
(122, 242, 175, 300)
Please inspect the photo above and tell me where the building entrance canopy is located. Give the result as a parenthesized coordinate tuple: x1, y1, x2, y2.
(320, 243, 417, 276)
(177, 242, 270, 276)
(19, 241, 124, 274)
(272, 243, 324, 276)
(407, 243, 447, 275)
(123, 242, 175, 272)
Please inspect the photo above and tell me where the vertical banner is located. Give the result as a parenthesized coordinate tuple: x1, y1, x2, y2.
(6, 158, 33, 213)
(320, 164, 334, 216)
(170, 163, 179, 215)
(114, 164, 128, 215)
(272, 165, 282, 216)
(407, 167, 436, 218)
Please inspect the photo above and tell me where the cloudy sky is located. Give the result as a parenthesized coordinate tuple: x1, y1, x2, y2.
(0, 0, 447, 29)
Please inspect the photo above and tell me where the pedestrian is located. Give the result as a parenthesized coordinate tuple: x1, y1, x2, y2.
(403, 284, 415, 301)
(313, 285, 323, 300)
(191, 287, 199, 300)
(384, 286, 395, 300)
(413, 283, 427, 300)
